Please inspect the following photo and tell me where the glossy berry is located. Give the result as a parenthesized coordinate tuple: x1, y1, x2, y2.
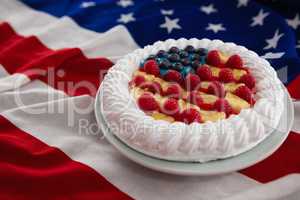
(185, 73, 201, 91)
(162, 98, 180, 115)
(195, 48, 207, 56)
(157, 50, 168, 58)
(226, 54, 243, 69)
(196, 65, 213, 81)
(181, 108, 202, 124)
(214, 98, 233, 116)
(239, 74, 255, 89)
(191, 54, 200, 61)
(169, 46, 180, 54)
(179, 50, 189, 58)
(140, 81, 162, 94)
(137, 93, 159, 111)
(132, 75, 146, 86)
(191, 60, 200, 69)
(164, 83, 181, 99)
(168, 54, 180, 62)
(187, 91, 203, 107)
(164, 70, 182, 83)
(208, 81, 225, 97)
(206, 50, 221, 67)
(181, 58, 190, 66)
(185, 45, 195, 53)
(159, 60, 171, 69)
(234, 85, 253, 104)
(172, 62, 184, 71)
(219, 68, 235, 83)
(144, 59, 160, 76)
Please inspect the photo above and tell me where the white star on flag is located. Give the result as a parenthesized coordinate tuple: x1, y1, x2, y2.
(237, 0, 249, 8)
(286, 14, 300, 30)
(117, 13, 135, 24)
(206, 23, 226, 33)
(264, 29, 284, 50)
(117, 0, 134, 8)
(160, 9, 174, 16)
(251, 9, 269, 27)
(296, 40, 300, 49)
(261, 52, 285, 59)
(80, 1, 96, 8)
(200, 4, 217, 15)
(160, 16, 181, 33)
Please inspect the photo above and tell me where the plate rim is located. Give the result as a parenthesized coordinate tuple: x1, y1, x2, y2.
(94, 85, 294, 176)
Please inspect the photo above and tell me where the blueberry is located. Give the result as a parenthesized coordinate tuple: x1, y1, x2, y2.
(191, 60, 200, 69)
(185, 45, 195, 53)
(195, 48, 207, 56)
(181, 58, 190, 66)
(146, 55, 156, 60)
(169, 46, 180, 54)
(157, 50, 168, 58)
(191, 54, 201, 61)
(168, 53, 180, 62)
(182, 66, 194, 77)
(179, 50, 189, 58)
(159, 60, 171, 69)
(172, 62, 183, 71)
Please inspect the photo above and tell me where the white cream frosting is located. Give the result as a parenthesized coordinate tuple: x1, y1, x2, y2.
(100, 38, 284, 162)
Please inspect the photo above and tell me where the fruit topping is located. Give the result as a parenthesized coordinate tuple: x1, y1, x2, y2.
(144, 59, 160, 76)
(185, 73, 201, 91)
(226, 54, 243, 69)
(164, 69, 182, 83)
(206, 50, 221, 67)
(219, 68, 235, 83)
(207, 81, 225, 97)
(239, 74, 255, 89)
(137, 93, 159, 111)
(197, 65, 213, 81)
(181, 108, 202, 124)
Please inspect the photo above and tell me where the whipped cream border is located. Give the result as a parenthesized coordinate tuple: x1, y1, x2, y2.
(100, 38, 284, 162)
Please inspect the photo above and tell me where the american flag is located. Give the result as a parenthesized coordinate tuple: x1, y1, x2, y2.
(0, 0, 300, 199)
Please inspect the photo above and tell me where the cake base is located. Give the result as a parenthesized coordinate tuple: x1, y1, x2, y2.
(95, 85, 293, 175)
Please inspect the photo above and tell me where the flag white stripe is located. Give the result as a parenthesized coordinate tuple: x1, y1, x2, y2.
(0, 0, 139, 62)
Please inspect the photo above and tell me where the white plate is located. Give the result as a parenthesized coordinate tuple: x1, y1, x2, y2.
(94, 86, 294, 176)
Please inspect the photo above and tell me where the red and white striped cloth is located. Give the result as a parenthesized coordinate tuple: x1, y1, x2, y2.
(0, 1, 300, 199)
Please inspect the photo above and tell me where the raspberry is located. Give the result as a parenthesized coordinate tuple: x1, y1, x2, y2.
(164, 69, 182, 83)
(187, 91, 203, 107)
(218, 68, 235, 83)
(144, 59, 160, 76)
(140, 81, 162, 94)
(239, 74, 255, 89)
(181, 108, 202, 124)
(234, 85, 253, 104)
(164, 83, 181, 99)
(162, 98, 180, 115)
(207, 81, 225, 97)
(196, 65, 213, 81)
(226, 54, 243, 69)
(185, 73, 201, 91)
(213, 98, 233, 116)
(132, 75, 146, 86)
(137, 93, 159, 111)
(206, 50, 221, 67)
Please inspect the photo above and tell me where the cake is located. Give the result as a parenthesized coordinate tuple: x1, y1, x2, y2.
(100, 38, 284, 162)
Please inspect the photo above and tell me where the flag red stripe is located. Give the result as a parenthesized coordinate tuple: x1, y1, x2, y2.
(240, 132, 300, 183)
(0, 22, 113, 96)
(0, 115, 132, 200)
(287, 74, 300, 99)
